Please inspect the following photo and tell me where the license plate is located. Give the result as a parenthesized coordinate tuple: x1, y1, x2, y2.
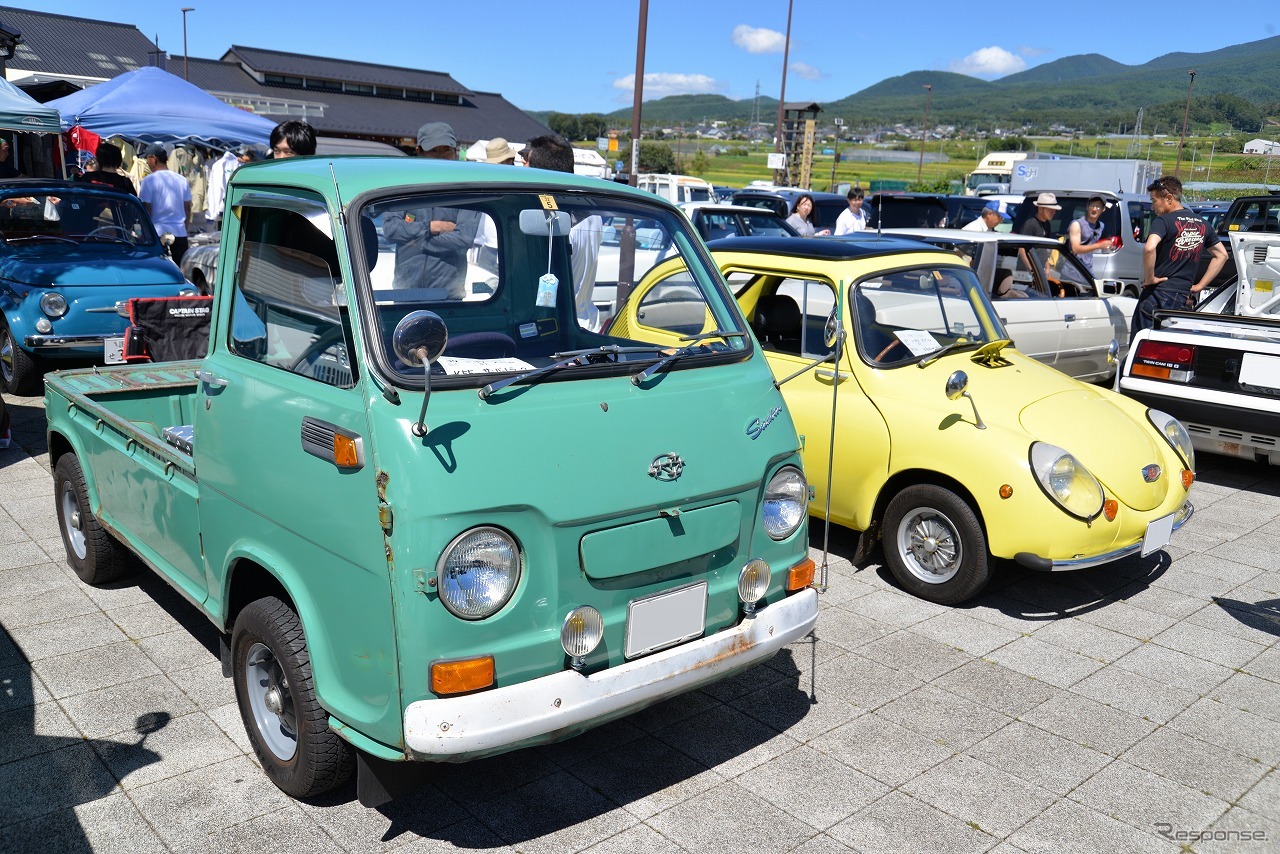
(624, 582, 707, 659)
(1240, 353, 1280, 391)
(104, 337, 126, 364)
(1141, 513, 1176, 557)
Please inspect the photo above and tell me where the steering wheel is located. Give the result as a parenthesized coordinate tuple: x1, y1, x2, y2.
(85, 225, 133, 242)
(874, 339, 905, 362)
(289, 327, 350, 380)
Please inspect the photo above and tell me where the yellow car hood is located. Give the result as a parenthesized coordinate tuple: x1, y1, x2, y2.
(1019, 388, 1170, 512)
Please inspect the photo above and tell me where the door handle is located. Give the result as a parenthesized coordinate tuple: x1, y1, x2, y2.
(1063, 314, 1077, 322)
(195, 369, 228, 388)
(815, 369, 850, 382)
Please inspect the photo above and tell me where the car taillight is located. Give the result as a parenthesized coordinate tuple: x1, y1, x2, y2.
(1110, 234, 1123, 250)
(1131, 340, 1195, 381)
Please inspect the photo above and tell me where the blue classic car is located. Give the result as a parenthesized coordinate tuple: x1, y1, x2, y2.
(0, 181, 195, 394)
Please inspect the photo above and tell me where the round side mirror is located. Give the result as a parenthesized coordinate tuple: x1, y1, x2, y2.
(1107, 338, 1119, 365)
(393, 310, 449, 367)
(945, 370, 969, 401)
(824, 308, 842, 350)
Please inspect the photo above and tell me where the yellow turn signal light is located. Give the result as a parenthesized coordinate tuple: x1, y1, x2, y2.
(430, 655, 495, 695)
(1182, 469, 1195, 489)
(786, 557, 815, 592)
(999, 484, 1013, 499)
(333, 434, 360, 468)
(1103, 499, 1118, 522)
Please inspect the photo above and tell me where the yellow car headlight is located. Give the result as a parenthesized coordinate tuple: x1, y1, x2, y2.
(1029, 443, 1104, 521)
(1147, 409, 1195, 471)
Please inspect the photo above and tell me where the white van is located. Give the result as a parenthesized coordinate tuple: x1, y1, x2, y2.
(637, 173, 716, 205)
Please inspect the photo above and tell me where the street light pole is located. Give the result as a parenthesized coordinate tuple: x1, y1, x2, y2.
(180, 7, 193, 81)
(1175, 69, 1197, 179)
(773, 0, 794, 186)
(628, 0, 648, 186)
(916, 83, 932, 183)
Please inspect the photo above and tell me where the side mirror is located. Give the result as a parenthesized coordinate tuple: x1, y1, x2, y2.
(824, 308, 843, 350)
(1107, 338, 1119, 365)
(945, 370, 968, 400)
(518, 209, 572, 237)
(393, 310, 448, 367)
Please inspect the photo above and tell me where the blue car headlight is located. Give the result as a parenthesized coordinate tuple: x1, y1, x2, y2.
(40, 292, 68, 319)
(1029, 443, 1105, 521)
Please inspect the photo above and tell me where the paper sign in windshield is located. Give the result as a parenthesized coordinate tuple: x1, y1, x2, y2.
(893, 330, 942, 357)
(437, 357, 533, 376)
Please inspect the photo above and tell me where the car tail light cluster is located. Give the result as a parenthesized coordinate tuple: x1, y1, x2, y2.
(1131, 340, 1195, 382)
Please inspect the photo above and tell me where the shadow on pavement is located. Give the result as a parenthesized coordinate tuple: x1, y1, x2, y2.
(1213, 596, 1280, 638)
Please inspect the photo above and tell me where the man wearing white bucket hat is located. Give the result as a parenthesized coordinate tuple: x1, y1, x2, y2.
(1020, 192, 1060, 239)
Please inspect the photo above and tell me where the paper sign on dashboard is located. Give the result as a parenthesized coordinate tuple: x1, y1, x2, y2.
(893, 330, 942, 357)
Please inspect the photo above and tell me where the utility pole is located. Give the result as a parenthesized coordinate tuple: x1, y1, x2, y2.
(1175, 69, 1197, 179)
(181, 7, 193, 81)
(916, 83, 932, 183)
(1206, 141, 1216, 182)
(628, 0, 648, 186)
(773, 0, 794, 186)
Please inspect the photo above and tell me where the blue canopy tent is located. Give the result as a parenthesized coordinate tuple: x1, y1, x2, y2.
(47, 66, 274, 149)
(0, 77, 61, 135)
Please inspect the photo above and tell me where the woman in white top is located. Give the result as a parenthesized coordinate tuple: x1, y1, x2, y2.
(785, 194, 830, 237)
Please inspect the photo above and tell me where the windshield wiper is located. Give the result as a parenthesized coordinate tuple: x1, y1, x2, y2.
(916, 340, 981, 368)
(4, 234, 77, 245)
(478, 345, 664, 400)
(632, 330, 747, 385)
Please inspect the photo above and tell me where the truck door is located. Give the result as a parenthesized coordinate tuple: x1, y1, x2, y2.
(191, 193, 387, 613)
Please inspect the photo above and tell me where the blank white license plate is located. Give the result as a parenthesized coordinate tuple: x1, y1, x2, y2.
(104, 337, 126, 364)
(1141, 513, 1176, 557)
(1240, 353, 1280, 391)
(625, 582, 707, 659)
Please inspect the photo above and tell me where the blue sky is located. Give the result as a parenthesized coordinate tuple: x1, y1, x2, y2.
(37, 1, 1280, 115)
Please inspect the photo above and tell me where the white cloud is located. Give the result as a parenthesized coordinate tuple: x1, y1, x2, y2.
(948, 46, 1027, 79)
(732, 24, 786, 54)
(790, 61, 823, 81)
(612, 73, 724, 100)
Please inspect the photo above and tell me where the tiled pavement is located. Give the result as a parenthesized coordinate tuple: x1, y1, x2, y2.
(3, 387, 1280, 853)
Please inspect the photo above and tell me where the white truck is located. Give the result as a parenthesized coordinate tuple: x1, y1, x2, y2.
(1117, 233, 1280, 465)
(1010, 159, 1162, 195)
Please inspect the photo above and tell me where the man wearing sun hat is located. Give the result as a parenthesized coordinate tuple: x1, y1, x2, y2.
(1020, 191, 1060, 239)
(962, 199, 1010, 232)
(483, 138, 517, 165)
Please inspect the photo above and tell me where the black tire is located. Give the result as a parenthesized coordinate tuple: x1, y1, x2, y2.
(232, 596, 354, 799)
(1122, 286, 1139, 299)
(882, 484, 990, 605)
(53, 453, 129, 585)
(0, 319, 40, 396)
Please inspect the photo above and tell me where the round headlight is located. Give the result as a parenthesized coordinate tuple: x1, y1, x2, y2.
(1029, 443, 1105, 520)
(738, 558, 772, 606)
(179, 286, 199, 297)
(762, 465, 807, 541)
(40, 292, 68, 319)
(436, 527, 521, 620)
(560, 606, 604, 660)
(1147, 409, 1195, 470)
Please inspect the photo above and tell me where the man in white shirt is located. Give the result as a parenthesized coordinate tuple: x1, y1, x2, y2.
(833, 188, 868, 235)
(206, 146, 253, 230)
(962, 200, 1011, 232)
(139, 144, 192, 263)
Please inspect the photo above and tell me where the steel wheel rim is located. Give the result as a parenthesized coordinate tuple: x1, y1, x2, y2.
(245, 641, 299, 761)
(60, 485, 87, 560)
(0, 327, 14, 385)
(895, 507, 963, 584)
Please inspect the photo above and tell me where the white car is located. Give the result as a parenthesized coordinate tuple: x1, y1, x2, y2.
(880, 228, 1137, 382)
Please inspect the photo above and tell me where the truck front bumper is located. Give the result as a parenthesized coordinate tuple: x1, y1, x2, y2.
(402, 587, 819, 760)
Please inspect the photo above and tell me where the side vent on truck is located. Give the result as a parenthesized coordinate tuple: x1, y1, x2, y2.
(301, 418, 364, 471)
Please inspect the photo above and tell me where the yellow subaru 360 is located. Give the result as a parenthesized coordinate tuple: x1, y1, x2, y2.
(609, 236, 1195, 604)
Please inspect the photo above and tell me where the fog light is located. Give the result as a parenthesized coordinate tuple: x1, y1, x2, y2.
(738, 558, 771, 614)
(430, 655, 495, 695)
(35, 317, 53, 334)
(1181, 469, 1195, 489)
(1103, 499, 1118, 521)
(560, 605, 603, 668)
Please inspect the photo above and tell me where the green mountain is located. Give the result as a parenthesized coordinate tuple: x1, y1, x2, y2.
(591, 35, 1280, 131)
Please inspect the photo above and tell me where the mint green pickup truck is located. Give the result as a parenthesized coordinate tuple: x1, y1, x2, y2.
(43, 157, 818, 806)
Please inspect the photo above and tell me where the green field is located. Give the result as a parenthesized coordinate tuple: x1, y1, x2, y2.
(626, 136, 1277, 201)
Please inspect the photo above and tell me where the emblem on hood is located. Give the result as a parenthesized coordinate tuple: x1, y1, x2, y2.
(1142, 464, 1162, 483)
(649, 453, 685, 482)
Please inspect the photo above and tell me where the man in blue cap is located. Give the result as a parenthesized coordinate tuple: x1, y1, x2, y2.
(962, 199, 1010, 232)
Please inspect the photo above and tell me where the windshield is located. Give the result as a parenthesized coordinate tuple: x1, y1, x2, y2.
(0, 190, 157, 250)
(355, 189, 748, 389)
(852, 264, 1005, 366)
(966, 172, 1005, 190)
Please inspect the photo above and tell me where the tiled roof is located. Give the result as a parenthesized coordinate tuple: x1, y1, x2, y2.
(224, 46, 472, 96)
(0, 5, 157, 80)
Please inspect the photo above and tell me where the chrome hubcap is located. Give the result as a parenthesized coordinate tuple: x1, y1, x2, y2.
(897, 508, 962, 584)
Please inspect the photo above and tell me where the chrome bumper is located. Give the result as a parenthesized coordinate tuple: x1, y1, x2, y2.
(24, 333, 114, 350)
(402, 587, 819, 760)
(1016, 501, 1193, 572)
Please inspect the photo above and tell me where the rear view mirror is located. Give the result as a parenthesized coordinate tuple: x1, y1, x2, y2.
(519, 209, 571, 237)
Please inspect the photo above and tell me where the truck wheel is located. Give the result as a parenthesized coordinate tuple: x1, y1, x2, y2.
(232, 597, 354, 799)
(883, 485, 990, 605)
(53, 453, 129, 585)
(0, 320, 40, 396)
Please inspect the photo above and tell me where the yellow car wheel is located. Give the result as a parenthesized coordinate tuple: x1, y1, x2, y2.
(883, 485, 990, 605)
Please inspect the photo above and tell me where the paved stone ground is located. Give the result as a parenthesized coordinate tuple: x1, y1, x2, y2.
(3, 387, 1279, 853)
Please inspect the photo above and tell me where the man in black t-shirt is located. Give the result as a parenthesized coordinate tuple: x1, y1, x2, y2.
(75, 142, 136, 195)
(1131, 176, 1227, 335)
